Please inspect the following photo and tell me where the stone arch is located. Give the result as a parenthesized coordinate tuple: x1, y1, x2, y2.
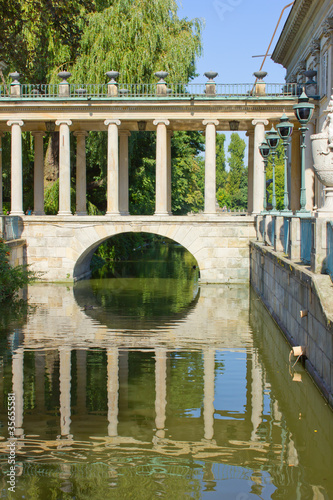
(73, 226, 201, 281)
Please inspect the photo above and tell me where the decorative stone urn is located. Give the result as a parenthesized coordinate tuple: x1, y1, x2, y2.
(311, 93, 333, 216)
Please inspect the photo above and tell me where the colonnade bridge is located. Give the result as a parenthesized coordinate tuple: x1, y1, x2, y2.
(0, 75, 302, 282)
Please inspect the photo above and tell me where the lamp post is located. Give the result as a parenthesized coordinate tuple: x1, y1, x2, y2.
(276, 113, 294, 215)
(265, 126, 280, 214)
(293, 90, 314, 215)
(259, 141, 270, 214)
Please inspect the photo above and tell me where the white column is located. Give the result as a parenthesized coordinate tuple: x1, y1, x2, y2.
(119, 131, 130, 215)
(105, 120, 121, 215)
(59, 348, 71, 437)
(153, 119, 170, 215)
(305, 121, 315, 211)
(0, 132, 3, 214)
(252, 119, 269, 214)
(203, 348, 215, 440)
(167, 130, 173, 214)
(74, 131, 88, 215)
(7, 120, 24, 215)
(56, 120, 72, 216)
(155, 348, 167, 439)
(12, 348, 24, 437)
(203, 120, 219, 214)
(31, 132, 45, 215)
(107, 347, 119, 437)
(246, 129, 254, 214)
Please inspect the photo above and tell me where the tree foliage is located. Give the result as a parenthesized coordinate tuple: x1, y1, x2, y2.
(71, 0, 202, 83)
(0, 238, 35, 302)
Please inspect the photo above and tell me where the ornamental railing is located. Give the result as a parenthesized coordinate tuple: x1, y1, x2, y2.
(0, 82, 300, 100)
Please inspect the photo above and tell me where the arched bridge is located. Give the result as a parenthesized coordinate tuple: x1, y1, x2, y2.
(15, 214, 255, 283)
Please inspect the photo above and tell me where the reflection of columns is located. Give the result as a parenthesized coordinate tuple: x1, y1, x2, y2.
(74, 131, 88, 215)
(155, 348, 167, 439)
(35, 351, 45, 410)
(76, 350, 87, 414)
(12, 349, 24, 437)
(119, 131, 131, 215)
(167, 131, 173, 214)
(107, 348, 119, 437)
(7, 121, 24, 215)
(250, 349, 263, 442)
(56, 120, 72, 216)
(31, 132, 45, 215)
(305, 122, 315, 211)
(0, 132, 4, 214)
(105, 120, 121, 215)
(203, 120, 219, 214)
(59, 348, 71, 437)
(290, 128, 301, 212)
(252, 119, 269, 214)
(203, 349, 215, 440)
(154, 119, 170, 215)
(247, 129, 254, 214)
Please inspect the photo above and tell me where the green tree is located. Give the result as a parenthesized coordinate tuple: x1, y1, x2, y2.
(226, 133, 248, 210)
(71, 0, 202, 83)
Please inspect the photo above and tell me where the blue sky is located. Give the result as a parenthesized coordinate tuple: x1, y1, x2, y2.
(179, 0, 293, 84)
(178, 0, 294, 161)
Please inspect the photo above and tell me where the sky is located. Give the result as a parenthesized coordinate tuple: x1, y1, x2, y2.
(177, 0, 294, 161)
(179, 0, 293, 84)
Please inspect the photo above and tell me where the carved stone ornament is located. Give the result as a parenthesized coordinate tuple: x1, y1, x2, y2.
(310, 39, 321, 55)
(322, 17, 333, 37)
(311, 92, 333, 215)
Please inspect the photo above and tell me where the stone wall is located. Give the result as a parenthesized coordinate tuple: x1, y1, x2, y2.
(19, 215, 256, 283)
(250, 241, 333, 408)
(5, 239, 26, 267)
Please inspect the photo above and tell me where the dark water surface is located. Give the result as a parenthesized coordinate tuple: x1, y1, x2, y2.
(0, 244, 332, 499)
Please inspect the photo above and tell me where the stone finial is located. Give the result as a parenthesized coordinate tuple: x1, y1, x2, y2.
(9, 72, 20, 84)
(155, 71, 168, 96)
(105, 71, 119, 84)
(57, 71, 72, 83)
(9, 72, 21, 96)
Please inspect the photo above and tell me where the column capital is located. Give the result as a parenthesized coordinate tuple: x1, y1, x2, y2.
(104, 119, 121, 127)
(202, 119, 219, 126)
(7, 120, 24, 127)
(119, 130, 131, 137)
(31, 131, 46, 137)
(55, 120, 72, 127)
(153, 119, 170, 126)
(73, 130, 88, 137)
(252, 119, 269, 127)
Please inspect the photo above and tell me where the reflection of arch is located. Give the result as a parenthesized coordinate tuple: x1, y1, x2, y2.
(73, 230, 200, 281)
(73, 277, 200, 331)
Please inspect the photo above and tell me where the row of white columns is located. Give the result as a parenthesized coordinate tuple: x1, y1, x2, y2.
(2, 119, 221, 217)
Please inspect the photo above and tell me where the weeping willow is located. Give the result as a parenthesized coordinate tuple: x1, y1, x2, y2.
(71, 0, 203, 83)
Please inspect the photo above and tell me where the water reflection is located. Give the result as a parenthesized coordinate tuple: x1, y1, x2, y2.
(0, 282, 332, 499)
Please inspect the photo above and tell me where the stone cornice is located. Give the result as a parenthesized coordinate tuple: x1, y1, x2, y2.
(272, 0, 314, 65)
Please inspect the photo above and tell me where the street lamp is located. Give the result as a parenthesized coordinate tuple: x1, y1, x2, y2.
(259, 141, 270, 213)
(265, 126, 280, 214)
(293, 90, 314, 215)
(276, 113, 294, 214)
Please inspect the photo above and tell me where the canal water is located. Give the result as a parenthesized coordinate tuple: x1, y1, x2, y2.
(0, 243, 332, 499)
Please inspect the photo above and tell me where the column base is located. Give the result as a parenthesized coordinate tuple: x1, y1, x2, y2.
(204, 211, 217, 216)
(75, 211, 87, 216)
(10, 211, 24, 216)
(119, 211, 130, 216)
(33, 210, 45, 216)
(105, 211, 121, 216)
(154, 211, 172, 216)
(57, 211, 73, 216)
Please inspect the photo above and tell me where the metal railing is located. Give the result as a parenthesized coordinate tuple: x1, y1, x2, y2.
(0, 82, 299, 100)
